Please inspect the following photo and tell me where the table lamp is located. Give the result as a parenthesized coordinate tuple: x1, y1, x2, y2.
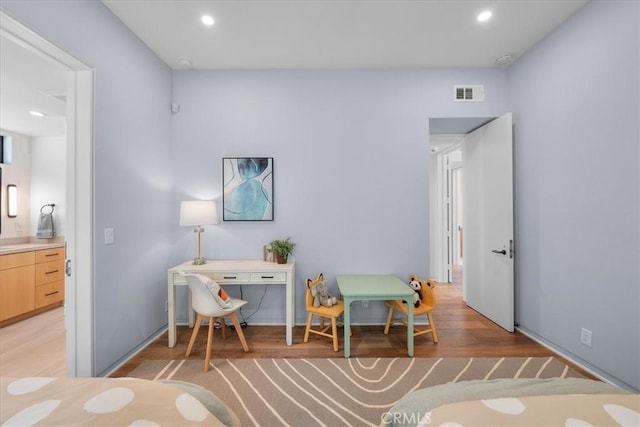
(180, 200, 218, 265)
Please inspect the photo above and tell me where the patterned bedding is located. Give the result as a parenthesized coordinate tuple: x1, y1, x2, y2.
(382, 377, 638, 427)
(427, 393, 640, 426)
(1, 376, 239, 426)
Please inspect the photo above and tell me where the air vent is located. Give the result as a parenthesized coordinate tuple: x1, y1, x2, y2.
(454, 85, 484, 102)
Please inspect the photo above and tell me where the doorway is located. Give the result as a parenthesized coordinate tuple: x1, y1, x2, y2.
(428, 118, 494, 290)
(1, 12, 95, 376)
(429, 139, 463, 284)
(429, 115, 515, 332)
(429, 117, 493, 288)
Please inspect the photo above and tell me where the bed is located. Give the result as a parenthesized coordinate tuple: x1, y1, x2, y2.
(1, 376, 240, 426)
(381, 377, 639, 427)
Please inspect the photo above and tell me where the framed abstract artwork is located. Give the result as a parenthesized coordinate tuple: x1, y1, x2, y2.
(223, 157, 274, 221)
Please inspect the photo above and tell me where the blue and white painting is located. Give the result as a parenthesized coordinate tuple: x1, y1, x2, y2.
(223, 157, 273, 221)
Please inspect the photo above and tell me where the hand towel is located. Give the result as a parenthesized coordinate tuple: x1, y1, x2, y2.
(36, 212, 55, 238)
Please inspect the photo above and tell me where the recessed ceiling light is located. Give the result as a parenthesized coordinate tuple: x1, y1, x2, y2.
(178, 57, 193, 68)
(496, 54, 514, 66)
(29, 110, 45, 117)
(477, 10, 492, 22)
(201, 15, 214, 26)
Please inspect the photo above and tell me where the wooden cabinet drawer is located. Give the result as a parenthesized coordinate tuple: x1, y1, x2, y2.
(0, 265, 35, 321)
(250, 272, 287, 282)
(35, 247, 65, 263)
(211, 272, 251, 283)
(35, 280, 64, 308)
(0, 252, 35, 270)
(35, 260, 65, 286)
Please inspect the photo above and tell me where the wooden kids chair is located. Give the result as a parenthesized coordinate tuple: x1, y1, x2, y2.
(383, 274, 438, 343)
(303, 273, 345, 352)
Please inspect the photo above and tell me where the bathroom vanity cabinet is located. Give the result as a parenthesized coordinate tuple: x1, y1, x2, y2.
(0, 246, 65, 325)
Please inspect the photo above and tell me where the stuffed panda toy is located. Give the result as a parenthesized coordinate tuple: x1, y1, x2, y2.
(408, 276, 422, 308)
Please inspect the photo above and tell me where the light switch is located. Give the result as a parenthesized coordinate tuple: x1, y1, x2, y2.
(104, 228, 114, 245)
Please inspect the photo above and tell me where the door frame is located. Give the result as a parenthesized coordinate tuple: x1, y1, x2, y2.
(1, 11, 95, 376)
(450, 161, 463, 268)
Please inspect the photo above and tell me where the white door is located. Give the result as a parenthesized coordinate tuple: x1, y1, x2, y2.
(462, 113, 514, 331)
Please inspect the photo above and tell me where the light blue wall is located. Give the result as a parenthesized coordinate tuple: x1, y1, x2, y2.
(1, 0, 175, 376)
(171, 69, 508, 325)
(509, 0, 640, 391)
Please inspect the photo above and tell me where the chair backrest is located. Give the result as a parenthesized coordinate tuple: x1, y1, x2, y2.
(420, 279, 437, 309)
(409, 274, 437, 309)
(305, 273, 324, 309)
(181, 273, 233, 317)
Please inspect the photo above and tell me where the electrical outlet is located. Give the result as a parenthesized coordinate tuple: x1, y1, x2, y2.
(362, 300, 369, 308)
(580, 328, 592, 347)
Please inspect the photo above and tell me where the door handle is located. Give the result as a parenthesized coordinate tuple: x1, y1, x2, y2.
(491, 249, 507, 255)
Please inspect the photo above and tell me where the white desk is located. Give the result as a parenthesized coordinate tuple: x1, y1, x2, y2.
(167, 260, 296, 347)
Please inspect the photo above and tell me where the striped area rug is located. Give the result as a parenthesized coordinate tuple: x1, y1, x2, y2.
(128, 357, 584, 427)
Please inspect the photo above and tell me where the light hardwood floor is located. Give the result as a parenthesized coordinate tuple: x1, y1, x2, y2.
(0, 280, 593, 380)
(0, 306, 66, 377)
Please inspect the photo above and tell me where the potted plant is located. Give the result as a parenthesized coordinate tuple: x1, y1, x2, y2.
(270, 237, 295, 264)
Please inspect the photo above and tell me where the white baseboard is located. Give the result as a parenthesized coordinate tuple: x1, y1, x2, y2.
(516, 326, 638, 392)
(102, 328, 168, 378)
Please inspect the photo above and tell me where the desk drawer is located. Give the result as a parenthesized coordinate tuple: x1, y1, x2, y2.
(211, 272, 251, 283)
(250, 272, 286, 282)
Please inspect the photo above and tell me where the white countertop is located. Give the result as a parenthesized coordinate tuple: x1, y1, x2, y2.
(0, 241, 65, 255)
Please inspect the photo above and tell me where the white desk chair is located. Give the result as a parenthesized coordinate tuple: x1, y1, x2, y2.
(181, 273, 250, 372)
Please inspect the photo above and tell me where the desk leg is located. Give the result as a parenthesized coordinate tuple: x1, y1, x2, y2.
(407, 301, 414, 357)
(285, 304, 292, 346)
(343, 297, 352, 358)
(285, 269, 294, 346)
(168, 276, 177, 348)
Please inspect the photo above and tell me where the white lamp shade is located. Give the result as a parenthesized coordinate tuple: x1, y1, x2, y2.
(180, 200, 218, 226)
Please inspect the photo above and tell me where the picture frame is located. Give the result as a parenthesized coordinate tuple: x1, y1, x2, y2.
(223, 157, 274, 221)
(263, 245, 274, 262)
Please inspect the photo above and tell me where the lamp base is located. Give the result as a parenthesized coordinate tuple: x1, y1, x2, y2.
(192, 257, 206, 265)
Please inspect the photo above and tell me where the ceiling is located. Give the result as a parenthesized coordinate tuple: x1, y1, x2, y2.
(0, 34, 67, 137)
(0, 0, 588, 138)
(102, 0, 587, 69)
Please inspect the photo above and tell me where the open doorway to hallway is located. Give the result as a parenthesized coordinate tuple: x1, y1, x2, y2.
(428, 133, 465, 287)
(428, 117, 494, 292)
(429, 115, 515, 333)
